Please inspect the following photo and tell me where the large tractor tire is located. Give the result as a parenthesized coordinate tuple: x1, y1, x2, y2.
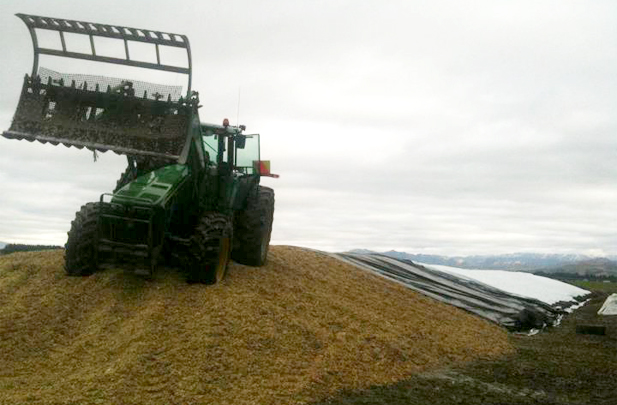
(65, 202, 100, 276)
(187, 212, 233, 284)
(114, 166, 136, 192)
(232, 186, 275, 266)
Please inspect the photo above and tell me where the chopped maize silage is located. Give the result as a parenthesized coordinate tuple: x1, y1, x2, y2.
(0, 246, 512, 404)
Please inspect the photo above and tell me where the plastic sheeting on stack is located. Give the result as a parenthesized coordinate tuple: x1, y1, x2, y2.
(598, 293, 617, 315)
(335, 253, 586, 332)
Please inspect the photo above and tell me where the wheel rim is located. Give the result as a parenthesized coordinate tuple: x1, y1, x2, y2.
(215, 237, 231, 282)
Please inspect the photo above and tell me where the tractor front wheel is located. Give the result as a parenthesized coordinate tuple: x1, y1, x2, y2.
(187, 212, 233, 284)
(65, 202, 100, 276)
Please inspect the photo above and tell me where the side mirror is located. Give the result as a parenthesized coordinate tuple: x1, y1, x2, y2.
(235, 134, 246, 149)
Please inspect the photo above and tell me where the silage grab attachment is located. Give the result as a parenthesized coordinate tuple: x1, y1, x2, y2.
(2, 13, 195, 160)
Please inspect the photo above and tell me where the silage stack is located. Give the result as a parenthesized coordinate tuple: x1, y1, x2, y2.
(0, 246, 512, 404)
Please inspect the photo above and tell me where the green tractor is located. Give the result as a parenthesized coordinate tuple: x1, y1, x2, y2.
(2, 14, 276, 283)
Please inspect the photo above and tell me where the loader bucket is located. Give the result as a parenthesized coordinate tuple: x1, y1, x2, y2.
(3, 69, 191, 159)
(2, 13, 195, 159)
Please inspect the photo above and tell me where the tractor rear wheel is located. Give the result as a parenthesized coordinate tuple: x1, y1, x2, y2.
(114, 166, 136, 192)
(187, 212, 232, 284)
(232, 186, 275, 266)
(65, 202, 100, 276)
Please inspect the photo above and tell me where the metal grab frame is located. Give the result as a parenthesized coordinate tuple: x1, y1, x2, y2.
(16, 13, 193, 95)
(97, 193, 163, 275)
(3, 73, 191, 159)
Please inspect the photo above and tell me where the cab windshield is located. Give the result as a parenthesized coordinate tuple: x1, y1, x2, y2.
(201, 132, 260, 174)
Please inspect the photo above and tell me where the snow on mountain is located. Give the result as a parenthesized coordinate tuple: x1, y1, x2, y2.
(349, 249, 614, 271)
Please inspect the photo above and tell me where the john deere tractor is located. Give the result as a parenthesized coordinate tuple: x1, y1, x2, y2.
(1, 14, 276, 283)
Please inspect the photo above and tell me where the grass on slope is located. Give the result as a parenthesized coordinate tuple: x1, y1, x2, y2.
(0, 246, 512, 405)
(571, 280, 617, 294)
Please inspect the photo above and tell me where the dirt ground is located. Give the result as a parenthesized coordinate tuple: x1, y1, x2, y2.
(311, 290, 617, 405)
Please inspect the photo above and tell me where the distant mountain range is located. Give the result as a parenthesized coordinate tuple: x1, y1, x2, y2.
(534, 258, 617, 278)
(348, 249, 617, 275)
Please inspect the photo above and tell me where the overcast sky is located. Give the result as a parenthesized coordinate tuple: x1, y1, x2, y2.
(0, 0, 615, 256)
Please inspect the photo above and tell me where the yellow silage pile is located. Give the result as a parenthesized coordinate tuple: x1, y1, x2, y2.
(0, 246, 512, 404)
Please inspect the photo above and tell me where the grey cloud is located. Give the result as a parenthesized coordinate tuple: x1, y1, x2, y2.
(0, 0, 615, 256)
